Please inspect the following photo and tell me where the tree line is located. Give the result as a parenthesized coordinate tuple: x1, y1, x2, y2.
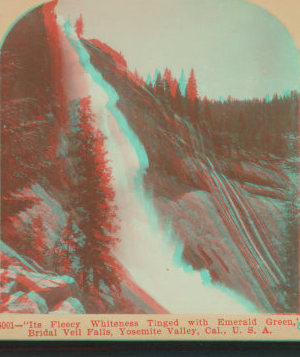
(129, 66, 298, 161)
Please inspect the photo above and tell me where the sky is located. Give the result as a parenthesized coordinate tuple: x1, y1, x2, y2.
(55, 0, 299, 100)
(250, 0, 300, 50)
(0, 0, 299, 100)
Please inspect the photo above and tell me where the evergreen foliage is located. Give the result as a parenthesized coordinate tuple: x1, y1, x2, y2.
(66, 96, 120, 294)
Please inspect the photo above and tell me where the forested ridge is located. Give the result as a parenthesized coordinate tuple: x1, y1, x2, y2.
(130, 66, 298, 161)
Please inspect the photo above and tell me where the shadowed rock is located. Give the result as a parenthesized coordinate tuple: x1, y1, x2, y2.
(50, 297, 85, 314)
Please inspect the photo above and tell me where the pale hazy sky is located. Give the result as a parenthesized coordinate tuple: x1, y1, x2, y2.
(56, 0, 299, 100)
(0, 0, 298, 100)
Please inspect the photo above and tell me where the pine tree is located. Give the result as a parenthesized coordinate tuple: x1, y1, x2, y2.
(66, 96, 120, 294)
(170, 78, 178, 98)
(58, 215, 79, 276)
(163, 68, 172, 103)
(133, 68, 140, 86)
(186, 68, 198, 102)
(163, 68, 172, 89)
(179, 69, 187, 96)
(153, 68, 160, 83)
(154, 72, 164, 97)
(146, 73, 152, 86)
(185, 69, 198, 126)
(173, 82, 183, 115)
(202, 98, 213, 149)
(75, 14, 84, 38)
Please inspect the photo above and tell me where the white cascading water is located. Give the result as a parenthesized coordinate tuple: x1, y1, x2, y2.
(57, 14, 258, 313)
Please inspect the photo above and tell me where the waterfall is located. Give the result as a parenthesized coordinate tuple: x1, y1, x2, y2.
(57, 14, 258, 313)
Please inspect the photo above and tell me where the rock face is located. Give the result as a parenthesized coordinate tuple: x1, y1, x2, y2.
(0, 241, 85, 314)
(50, 297, 86, 314)
(1, 292, 44, 314)
(153, 185, 290, 312)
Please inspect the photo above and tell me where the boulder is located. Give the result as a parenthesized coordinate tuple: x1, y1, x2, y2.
(27, 291, 48, 314)
(0, 243, 81, 313)
(0, 291, 43, 313)
(0, 269, 18, 300)
(6, 264, 78, 310)
(50, 297, 85, 314)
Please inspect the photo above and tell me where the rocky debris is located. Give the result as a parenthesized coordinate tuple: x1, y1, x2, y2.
(0, 291, 45, 314)
(0, 269, 18, 300)
(27, 291, 48, 313)
(2, 262, 79, 311)
(50, 297, 85, 314)
(0, 241, 84, 314)
(14, 269, 78, 310)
